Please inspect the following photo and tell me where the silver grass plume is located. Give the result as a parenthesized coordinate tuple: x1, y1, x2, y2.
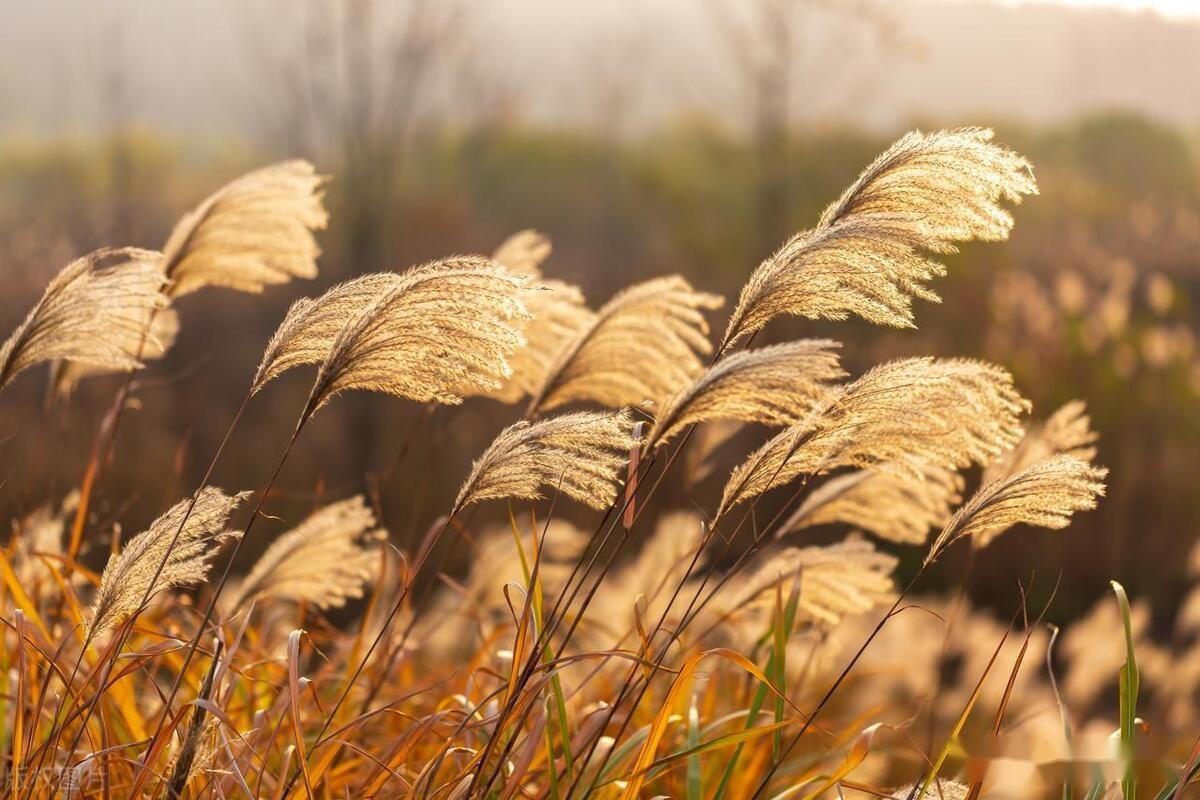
(88, 487, 248, 638)
(982, 399, 1097, 485)
(734, 535, 896, 629)
(646, 340, 844, 449)
(527, 275, 723, 416)
(305, 257, 529, 412)
(925, 454, 1107, 566)
(454, 410, 641, 511)
(780, 463, 963, 545)
(491, 229, 553, 276)
(0, 248, 168, 390)
(716, 357, 1028, 520)
(251, 273, 399, 393)
(229, 496, 384, 611)
(487, 231, 596, 404)
(723, 128, 1037, 346)
(49, 307, 180, 397)
(161, 160, 327, 297)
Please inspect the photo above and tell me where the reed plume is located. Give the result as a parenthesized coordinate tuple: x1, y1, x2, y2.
(491, 229, 553, 276)
(88, 487, 248, 638)
(527, 275, 723, 415)
(454, 410, 640, 511)
(716, 357, 1027, 520)
(228, 496, 384, 612)
(734, 535, 897, 629)
(251, 273, 400, 393)
(925, 454, 1107, 566)
(780, 463, 963, 545)
(304, 257, 529, 411)
(487, 231, 596, 403)
(646, 340, 844, 449)
(982, 399, 1097, 485)
(49, 308, 179, 397)
(723, 128, 1036, 346)
(160, 160, 328, 297)
(0, 248, 167, 390)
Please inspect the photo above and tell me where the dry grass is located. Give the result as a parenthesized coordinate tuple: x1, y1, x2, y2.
(2, 127, 1193, 800)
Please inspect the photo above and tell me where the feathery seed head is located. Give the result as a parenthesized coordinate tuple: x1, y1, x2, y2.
(492, 229, 553, 276)
(925, 454, 1107, 565)
(455, 410, 641, 511)
(528, 275, 723, 415)
(162, 160, 328, 297)
(88, 487, 248, 638)
(723, 127, 1037, 346)
(0, 248, 168, 390)
(646, 339, 844, 449)
(230, 496, 384, 611)
(304, 257, 529, 413)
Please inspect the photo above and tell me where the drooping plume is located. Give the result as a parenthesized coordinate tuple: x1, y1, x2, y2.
(252, 273, 400, 393)
(982, 399, 1097, 485)
(780, 463, 963, 545)
(161, 160, 328, 297)
(723, 128, 1037, 347)
(455, 411, 641, 511)
(229, 496, 383, 611)
(925, 454, 1107, 566)
(487, 231, 596, 404)
(733, 535, 897, 629)
(305, 257, 529, 412)
(646, 340, 844, 449)
(0, 248, 168, 390)
(88, 488, 247, 637)
(527, 276, 723, 415)
(716, 358, 1028, 520)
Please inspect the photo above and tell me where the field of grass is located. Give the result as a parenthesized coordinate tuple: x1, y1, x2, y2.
(1, 126, 1198, 798)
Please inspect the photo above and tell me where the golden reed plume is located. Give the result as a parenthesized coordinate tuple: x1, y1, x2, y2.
(88, 487, 247, 638)
(716, 357, 1028, 520)
(527, 275, 723, 416)
(49, 308, 179, 397)
(983, 399, 1097, 485)
(161, 160, 328, 297)
(487, 231, 596, 403)
(229, 496, 383, 612)
(723, 128, 1036, 346)
(261, 258, 528, 411)
(735, 535, 897, 629)
(455, 410, 641, 511)
(781, 463, 963, 545)
(0, 248, 167, 390)
(925, 454, 1107, 566)
(646, 339, 844, 449)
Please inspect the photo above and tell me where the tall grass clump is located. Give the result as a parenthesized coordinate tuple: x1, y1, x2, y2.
(5, 126, 1194, 800)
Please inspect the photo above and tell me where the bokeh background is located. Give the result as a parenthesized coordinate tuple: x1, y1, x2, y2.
(2, 0, 1198, 627)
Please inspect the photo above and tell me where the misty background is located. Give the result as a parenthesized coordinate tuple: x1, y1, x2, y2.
(1, 0, 1198, 626)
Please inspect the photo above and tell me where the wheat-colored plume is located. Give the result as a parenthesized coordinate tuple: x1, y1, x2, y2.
(455, 410, 641, 511)
(781, 463, 963, 545)
(982, 399, 1097, 485)
(723, 128, 1037, 347)
(491, 229, 553, 275)
(734, 535, 897, 629)
(252, 273, 400, 393)
(161, 160, 327, 297)
(486, 230, 596, 403)
(716, 357, 1027, 520)
(88, 487, 248, 637)
(0, 248, 168, 390)
(925, 454, 1107, 566)
(12, 491, 77, 585)
(646, 340, 844, 449)
(305, 257, 529, 412)
(49, 307, 180, 397)
(527, 275, 723, 415)
(229, 496, 383, 612)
